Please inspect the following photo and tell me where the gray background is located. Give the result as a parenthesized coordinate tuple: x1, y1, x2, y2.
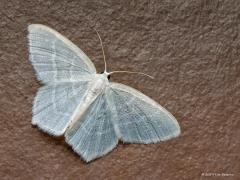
(0, 0, 239, 179)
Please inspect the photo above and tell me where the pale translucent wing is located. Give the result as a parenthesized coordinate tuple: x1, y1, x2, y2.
(65, 92, 118, 162)
(28, 24, 96, 83)
(33, 79, 92, 136)
(108, 83, 181, 143)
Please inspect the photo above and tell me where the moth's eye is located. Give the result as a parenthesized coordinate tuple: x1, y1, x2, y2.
(100, 71, 104, 74)
(107, 75, 111, 80)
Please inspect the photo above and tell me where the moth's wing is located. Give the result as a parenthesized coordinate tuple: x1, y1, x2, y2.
(28, 24, 96, 83)
(32, 78, 94, 136)
(108, 82, 181, 143)
(65, 92, 118, 162)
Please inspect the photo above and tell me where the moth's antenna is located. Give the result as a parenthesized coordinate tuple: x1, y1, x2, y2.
(94, 29, 107, 72)
(109, 71, 154, 79)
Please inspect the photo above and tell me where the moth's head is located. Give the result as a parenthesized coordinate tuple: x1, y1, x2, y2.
(100, 71, 111, 80)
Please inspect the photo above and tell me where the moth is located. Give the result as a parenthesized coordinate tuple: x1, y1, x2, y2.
(28, 24, 181, 162)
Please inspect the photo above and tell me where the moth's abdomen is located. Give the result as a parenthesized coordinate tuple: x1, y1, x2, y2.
(66, 75, 108, 131)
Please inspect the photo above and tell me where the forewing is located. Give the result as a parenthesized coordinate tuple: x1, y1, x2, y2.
(65, 92, 118, 162)
(109, 83, 181, 143)
(28, 24, 96, 83)
(32, 80, 92, 136)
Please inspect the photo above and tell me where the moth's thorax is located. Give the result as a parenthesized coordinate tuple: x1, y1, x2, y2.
(93, 73, 109, 90)
(83, 74, 108, 103)
(99, 73, 110, 83)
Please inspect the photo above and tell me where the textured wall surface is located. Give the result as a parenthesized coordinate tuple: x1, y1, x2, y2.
(0, 0, 239, 179)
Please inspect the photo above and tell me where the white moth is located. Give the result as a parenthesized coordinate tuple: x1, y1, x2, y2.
(28, 24, 181, 162)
